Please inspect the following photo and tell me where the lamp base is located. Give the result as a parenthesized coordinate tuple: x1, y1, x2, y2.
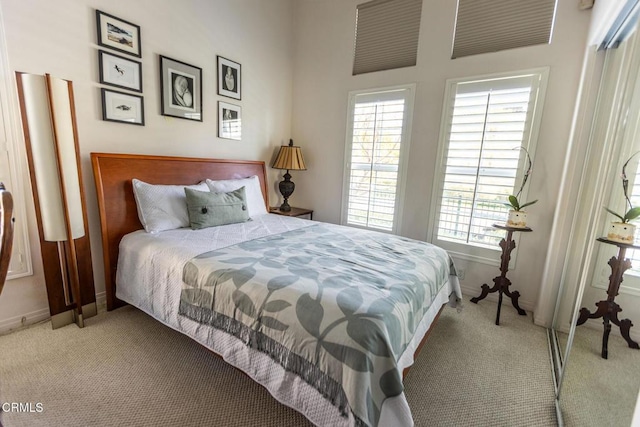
(280, 200, 292, 212)
(279, 171, 295, 212)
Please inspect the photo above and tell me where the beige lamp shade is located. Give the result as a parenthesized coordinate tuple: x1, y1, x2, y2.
(272, 139, 307, 171)
(19, 74, 85, 242)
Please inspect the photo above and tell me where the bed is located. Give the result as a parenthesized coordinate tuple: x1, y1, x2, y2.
(91, 152, 462, 427)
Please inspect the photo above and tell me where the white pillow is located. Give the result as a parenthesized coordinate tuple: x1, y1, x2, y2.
(132, 179, 209, 233)
(205, 175, 267, 218)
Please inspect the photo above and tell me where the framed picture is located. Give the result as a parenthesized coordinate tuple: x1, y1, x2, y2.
(160, 55, 202, 122)
(217, 56, 241, 100)
(218, 101, 241, 140)
(101, 88, 144, 126)
(98, 50, 142, 92)
(96, 10, 141, 58)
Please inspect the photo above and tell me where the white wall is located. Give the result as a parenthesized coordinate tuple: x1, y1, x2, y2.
(291, 0, 591, 311)
(0, 0, 294, 331)
(588, 0, 628, 45)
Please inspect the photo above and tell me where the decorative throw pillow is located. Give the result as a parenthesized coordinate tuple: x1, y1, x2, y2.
(205, 175, 268, 218)
(184, 186, 250, 229)
(132, 179, 209, 233)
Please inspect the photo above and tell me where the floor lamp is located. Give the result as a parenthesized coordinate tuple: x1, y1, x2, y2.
(16, 73, 96, 328)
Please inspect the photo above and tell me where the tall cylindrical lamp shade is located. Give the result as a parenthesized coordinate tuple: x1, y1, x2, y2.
(20, 74, 84, 241)
(16, 72, 96, 329)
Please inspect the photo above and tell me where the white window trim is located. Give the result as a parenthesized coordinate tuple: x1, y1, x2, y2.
(427, 68, 549, 267)
(340, 83, 416, 234)
(0, 5, 33, 280)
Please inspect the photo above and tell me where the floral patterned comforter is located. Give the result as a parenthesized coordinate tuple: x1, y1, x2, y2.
(178, 222, 457, 426)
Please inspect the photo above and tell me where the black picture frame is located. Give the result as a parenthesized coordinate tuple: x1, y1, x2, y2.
(96, 10, 141, 58)
(160, 55, 203, 122)
(101, 88, 145, 126)
(218, 101, 241, 140)
(98, 50, 142, 93)
(217, 56, 241, 100)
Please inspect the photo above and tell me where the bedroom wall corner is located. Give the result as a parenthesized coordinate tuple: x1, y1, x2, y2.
(0, 0, 294, 330)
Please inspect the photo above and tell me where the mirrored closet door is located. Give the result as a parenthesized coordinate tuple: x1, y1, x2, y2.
(549, 15, 640, 427)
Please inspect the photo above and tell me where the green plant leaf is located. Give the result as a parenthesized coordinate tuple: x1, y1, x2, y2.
(604, 207, 625, 222)
(508, 195, 520, 210)
(625, 207, 640, 222)
(519, 199, 538, 210)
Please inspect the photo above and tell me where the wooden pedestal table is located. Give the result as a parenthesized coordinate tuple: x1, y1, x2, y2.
(470, 224, 531, 325)
(576, 237, 640, 359)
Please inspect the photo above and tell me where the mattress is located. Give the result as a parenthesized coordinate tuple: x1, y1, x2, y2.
(116, 214, 461, 426)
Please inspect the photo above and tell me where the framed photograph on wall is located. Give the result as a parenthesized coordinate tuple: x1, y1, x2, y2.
(217, 56, 241, 100)
(101, 88, 144, 126)
(96, 10, 141, 58)
(98, 50, 142, 92)
(218, 101, 241, 140)
(160, 55, 202, 122)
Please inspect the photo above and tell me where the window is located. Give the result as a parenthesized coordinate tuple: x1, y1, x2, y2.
(430, 69, 548, 262)
(607, 155, 640, 296)
(353, 0, 422, 75)
(0, 48, 32, 279)
(342, 85, 415, 233)
(452, 0, 557, 59)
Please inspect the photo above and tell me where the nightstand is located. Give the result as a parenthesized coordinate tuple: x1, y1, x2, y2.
(269, 207, 313, 220)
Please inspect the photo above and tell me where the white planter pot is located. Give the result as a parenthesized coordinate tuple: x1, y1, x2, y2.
(506, 210, 528, 228)
(607, 222, 636, 244)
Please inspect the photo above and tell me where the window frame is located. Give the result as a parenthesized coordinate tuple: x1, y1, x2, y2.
(340, 84, 416, 234)
(0, 13, 33, 280)
(427, 68, 549, 266)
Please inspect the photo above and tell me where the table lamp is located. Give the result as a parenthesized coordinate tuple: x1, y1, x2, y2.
(272, 139, 307, 212)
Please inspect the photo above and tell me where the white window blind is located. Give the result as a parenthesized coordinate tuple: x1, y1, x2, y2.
(353, 0, 422, 75)
(342, 86, 414, 233)
(452, 0, 557, 59)
(431, 70, 547, 261)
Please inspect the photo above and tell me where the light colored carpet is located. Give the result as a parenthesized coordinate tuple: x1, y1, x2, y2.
(557, 326, 640, 427)
(0, 296, 557, 426)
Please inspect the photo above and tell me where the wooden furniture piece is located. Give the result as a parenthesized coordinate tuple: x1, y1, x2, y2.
(471, 224, 531, 325)
(91, 153, 269, 311)
(0, 183, 14, 296)
(577, 237, 640, 359)
(269, 206, 313, 220)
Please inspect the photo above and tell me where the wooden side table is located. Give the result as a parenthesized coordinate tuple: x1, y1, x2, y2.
(470, 224, 531, 325)
(576, 237, 640, 359)
(269, 207, 313, 220)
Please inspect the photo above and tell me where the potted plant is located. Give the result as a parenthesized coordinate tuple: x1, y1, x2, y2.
(504, 148, 537, 228)
(605, 152, 640, 243)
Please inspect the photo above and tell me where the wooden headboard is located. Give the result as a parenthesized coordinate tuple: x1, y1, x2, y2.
(91, 152, 269, 311)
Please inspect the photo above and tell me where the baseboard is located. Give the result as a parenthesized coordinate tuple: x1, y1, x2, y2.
(0, 293, 106, 335)
(96, 291, 107, 313)
(459, 282, 535, 312)
(0, 307, 50, 335)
